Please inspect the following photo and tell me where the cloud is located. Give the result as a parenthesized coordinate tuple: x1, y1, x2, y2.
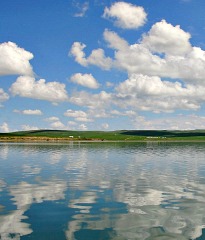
(44, 116, 66, 129)
(116, 74, 205, 99)
(101, 123, 109, 130)
(70, 73, 100, 89)
(106, 81, 114, 88)
(102, 27, 205, 85)
(73, 1, 89, 17)
(103, 29, 128, 50)
(115, 74, 205, 112)
(44, 116, 60, 122)
(88, 109, 111, 118)
(0, 88, 9, 106)
(103, 2, 147, 29)
(10, 76, 68, 103)
(131, 114, 205, 130)
(70, 42, 87, 66)
(21, 125, 39, 131)
(142, 20, 192, 56)
(64, 109, 87, 118)
(0, 42, 33, 76)
(103, 29, 166, 76)
(70, 42, 112, 70)
(64, 109, 93, 122)
(70, 90, 111, 109)
(78, 123, 87, 130)
(110, 109, 137, 117)
(50, 120, 65, 129)
(45, 116, 90, 130)
(67, 121, 77, 126)
(67, 121, 77, 130)
(0, 122, 10, 132)
(69, 71, 205, 113)
(14, 109, 43, 115)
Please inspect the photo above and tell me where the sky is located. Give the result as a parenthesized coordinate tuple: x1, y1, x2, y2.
(1, 0, 205, 132)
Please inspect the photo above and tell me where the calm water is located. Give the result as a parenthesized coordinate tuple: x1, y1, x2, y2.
(1, 142, 205, 240)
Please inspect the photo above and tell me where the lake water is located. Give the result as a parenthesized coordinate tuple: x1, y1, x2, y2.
(1, 142, 205, 239)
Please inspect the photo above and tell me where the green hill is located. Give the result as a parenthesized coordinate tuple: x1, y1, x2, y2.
(1, 129, 205, 141)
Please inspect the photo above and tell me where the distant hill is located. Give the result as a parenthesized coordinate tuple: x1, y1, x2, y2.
(1, 129, 205, 141)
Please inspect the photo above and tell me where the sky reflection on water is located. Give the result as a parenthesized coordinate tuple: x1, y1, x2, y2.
(0, 142, 205, 239)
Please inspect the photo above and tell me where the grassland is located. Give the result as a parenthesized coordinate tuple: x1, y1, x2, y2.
(1, 129, 205, 142)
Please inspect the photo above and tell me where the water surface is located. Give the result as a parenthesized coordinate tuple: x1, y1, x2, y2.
(0, 142, 205, 239)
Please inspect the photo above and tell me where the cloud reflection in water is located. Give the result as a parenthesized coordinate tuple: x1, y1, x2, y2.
(0, 143, 205, 239)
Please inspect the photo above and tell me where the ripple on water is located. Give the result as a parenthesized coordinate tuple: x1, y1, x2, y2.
(0, 142, 205, 239)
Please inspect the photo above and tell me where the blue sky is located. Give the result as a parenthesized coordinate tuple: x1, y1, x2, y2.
(1, 0, 205, 132)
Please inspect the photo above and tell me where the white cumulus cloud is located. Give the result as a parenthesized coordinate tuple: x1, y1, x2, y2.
(78, 123, 87, 130)
(44, 117, 66, 129)
(14, 109, 43, 115)
(70, 73, 100, 89)
(64, 109, 87, 118)
(64, 109, 93, 122)
(50, 121, 65, 129)
(70, 42, 87, 66)
(69, 71, 205, 113)
(103, 29, 129, 50)
(0, 42, 33, 76)
(21, 125, 39, 131)
(0, 88, 9, 106)
(10, 76, 68, 103)
(103, 28, 205, 84)
(115, 74, 205, 112)
(70, 90, 111, 109)
(103, 1, 147, 29)
(67, 121, 77, 126)
(70, 42, 112, 70)
(44, 116, 60, 122)
(0, 122, 10, 132)
(101, 123, 109, 130)
(142, 20, 192, 56)
(131, 114, 205, 130)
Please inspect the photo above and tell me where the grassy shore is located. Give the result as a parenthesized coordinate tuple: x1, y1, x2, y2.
(1, 129, 205, 142)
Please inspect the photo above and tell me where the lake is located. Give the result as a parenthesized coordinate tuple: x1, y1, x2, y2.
(0, 142, 205, 240)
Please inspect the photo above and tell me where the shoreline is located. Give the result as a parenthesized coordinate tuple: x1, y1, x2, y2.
(1, 137, 205, 143)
